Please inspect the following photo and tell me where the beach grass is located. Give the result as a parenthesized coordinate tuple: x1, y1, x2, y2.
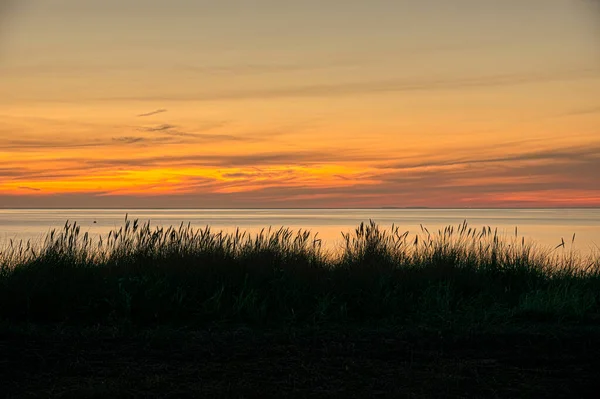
(1, 217, 599, 328)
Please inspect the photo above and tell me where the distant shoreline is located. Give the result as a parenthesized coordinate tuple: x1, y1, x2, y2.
(1, 207, 599, 210)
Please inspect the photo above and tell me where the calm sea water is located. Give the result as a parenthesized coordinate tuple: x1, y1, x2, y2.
(1, 209, 599, 254)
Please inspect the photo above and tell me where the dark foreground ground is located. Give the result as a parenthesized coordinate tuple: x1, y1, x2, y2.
(3, 323, 600, 398)
(3, 221, 600, 397)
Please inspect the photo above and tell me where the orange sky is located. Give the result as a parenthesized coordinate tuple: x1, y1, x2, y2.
(1, 0, 599, 208)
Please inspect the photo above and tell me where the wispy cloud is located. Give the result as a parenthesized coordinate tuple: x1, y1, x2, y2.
(0, 167, 28, 178)
(138, 124, 176, 132)
(559, 106, 600, 117)
(0, 41, 495, 78)
(77, 67, 600, 103)
(334, 174, 352, 181)
(380, 143, 600, 171)
(111, 136, 149, 144)
(137, 109, 167, 117)
(2, 138, 107, 150)
(221, 172, 256, 179)
(80, 151, 335, 169)
(136, 122, 245, 141)
(0, 119, 244, 150)
(2, 136, 177, 150)
(17, 186, 41, 192)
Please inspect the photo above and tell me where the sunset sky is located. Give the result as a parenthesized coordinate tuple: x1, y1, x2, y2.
(1, 0, 599, 208)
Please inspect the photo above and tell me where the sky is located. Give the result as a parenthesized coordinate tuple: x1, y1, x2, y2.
(0, 0, 599, 208)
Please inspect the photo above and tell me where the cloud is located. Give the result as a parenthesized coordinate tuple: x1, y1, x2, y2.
(136, 124, 197, 138)
(78, 66, 600, 103)
(380, 143, 600, 171)
(2, 138, 107, 150)
(0, 120, 244, 150)
(348, 145, 600, 205)
(174, 40, 505, 77)
(3, 132, 599, 208)
(134, 121, 244, 140)
(0, 167, 28, 178)
(4, 170, 90, 181)
(64, 140, 595, 175)
(178, 63, 339, 75)
(334, 175, 352, 181)
(138, 124, 176, 132)
(17, 186, 41, 192)
(80, 148, 368, 169)
(136, 109, 167, 117)
(2, 136, 179, 150)
(221, 172, 255, 179)
(3, 155, 599, 209)
(112, 136, 148, 144)
(559, 106, 600, 117)
(2, 137, 154, 150)
(1, 41, 491, 77)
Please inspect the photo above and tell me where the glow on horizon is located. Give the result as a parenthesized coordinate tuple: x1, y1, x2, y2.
(1, 0, 599, 208)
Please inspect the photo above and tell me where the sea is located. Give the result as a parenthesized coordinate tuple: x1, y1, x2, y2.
(1, 208, 599, 255)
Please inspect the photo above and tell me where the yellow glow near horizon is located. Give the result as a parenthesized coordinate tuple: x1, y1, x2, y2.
(1, 0, 599, 208)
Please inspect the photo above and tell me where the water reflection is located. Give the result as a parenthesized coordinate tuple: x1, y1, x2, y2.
(1, 209, 599, 254)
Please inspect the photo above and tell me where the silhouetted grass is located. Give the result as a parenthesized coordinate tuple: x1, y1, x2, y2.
(1, 217, 599, 328)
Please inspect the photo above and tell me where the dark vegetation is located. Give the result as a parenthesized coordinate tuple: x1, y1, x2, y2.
(1, 218, 599, 327)
(2, 218, 600, 397)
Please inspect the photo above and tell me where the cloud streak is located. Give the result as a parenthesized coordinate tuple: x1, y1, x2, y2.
(0, 121, 247, 150)
(71, 67, 600, 103)
(134, 122, 239, 140)
(136, 109, 167, 117)
(559, 106, 600, 117)
(4, 139, 599, 208)
(380, 143, 600, 171)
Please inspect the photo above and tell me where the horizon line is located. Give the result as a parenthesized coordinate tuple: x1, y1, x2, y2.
(1, 207, 599, 211)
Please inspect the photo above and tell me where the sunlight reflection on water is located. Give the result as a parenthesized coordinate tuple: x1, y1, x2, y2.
(1, 208, 599, 255)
